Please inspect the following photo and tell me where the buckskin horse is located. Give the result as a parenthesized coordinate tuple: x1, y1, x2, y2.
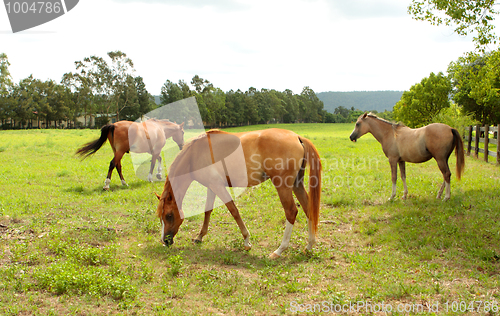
(76, 119, 184, 190)
(349, 113, 464, 201)
(155, 128, 322, 259)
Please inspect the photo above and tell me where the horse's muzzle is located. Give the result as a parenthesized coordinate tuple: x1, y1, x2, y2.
(178, 144, 184, 150)
(349, 134, 357, 142)
(163, 234, 174, 246)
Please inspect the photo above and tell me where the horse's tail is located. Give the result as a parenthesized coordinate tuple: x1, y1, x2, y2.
(298, 136, 322, 236)
(76, 124, 114, 159)
(452, 128, 465, 180)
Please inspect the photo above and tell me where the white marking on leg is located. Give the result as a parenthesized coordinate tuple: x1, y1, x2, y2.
(389, 182, 397, 200)
(444, 181, 451, 200)
(402, 180, 408, 200)
(103, 178, 111, 190)
(121, 179, 128, 186)
(160, 219, 165, 242)
(306, 219, 316, 251)
(147, 173, 153, 182)
(244, 235, 251, 250)
(272, 220, 294, 257)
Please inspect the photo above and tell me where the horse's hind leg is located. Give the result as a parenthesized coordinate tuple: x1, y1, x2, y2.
(270, 185, 299, 259)
(388, 159, 398, 200)
(193, 188, 216, 243)
(104, 151, 126, 189)
(104, 158, 115, 190)
(293, 180, 315, 252)
(147, 153, 158, 182)
(436, 158, 452, 200)
(398, 161, 408, 200)
(156, 155, 163, 180)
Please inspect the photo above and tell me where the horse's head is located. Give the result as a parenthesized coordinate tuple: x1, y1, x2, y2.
(156, 181, 184, 246)
(349, 112, 370, 142)
(172, 122, 185, 150)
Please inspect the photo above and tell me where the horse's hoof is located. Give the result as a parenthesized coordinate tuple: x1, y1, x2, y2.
(269, 252, 280, 260)
(156, 174, 162, 180)
(192, 238, 202, 244)
(244, 245, 252, 251)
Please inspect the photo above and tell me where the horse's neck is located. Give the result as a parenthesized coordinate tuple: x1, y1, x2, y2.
(368, 119, 394, 144)
(162, 125, 177, 137)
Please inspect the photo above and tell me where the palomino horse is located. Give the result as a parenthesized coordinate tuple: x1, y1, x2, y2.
(156, 128, 322, 259)
(76, 119, 184, 190)
(349, 113, 465, 201)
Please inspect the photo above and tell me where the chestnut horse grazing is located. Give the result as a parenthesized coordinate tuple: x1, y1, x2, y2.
(76, 119, 184, 190)
(349, 113, 464, 201)
(156, 128, 322, 259)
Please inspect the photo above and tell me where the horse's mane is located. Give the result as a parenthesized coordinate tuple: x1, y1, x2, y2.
(167, 129, 229, 174)
(158, 129, 228, 217)
(149, 118, 177, 126)
(367, 113, 404, 129)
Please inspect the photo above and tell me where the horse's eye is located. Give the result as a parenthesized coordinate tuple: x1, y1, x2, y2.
(356, 123, 360, 127)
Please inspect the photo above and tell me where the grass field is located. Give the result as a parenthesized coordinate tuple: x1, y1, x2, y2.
(0, 123, 499, 315)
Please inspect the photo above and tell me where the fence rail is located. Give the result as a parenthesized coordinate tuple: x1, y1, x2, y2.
(463, 124, 500, 164)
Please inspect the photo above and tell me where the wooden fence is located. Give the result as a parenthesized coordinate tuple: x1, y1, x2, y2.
(463, 124, 500, 164)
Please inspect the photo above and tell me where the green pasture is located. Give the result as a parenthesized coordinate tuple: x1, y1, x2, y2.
(0, 124, 499, 315)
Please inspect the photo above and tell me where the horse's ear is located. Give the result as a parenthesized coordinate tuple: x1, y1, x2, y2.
(154, 192, 161, 200)
(180, 122, 184, 128)
(362, 112, 368, 119)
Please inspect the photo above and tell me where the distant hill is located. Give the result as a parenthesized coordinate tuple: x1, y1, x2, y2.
(153, 95, 161, 105)
(317, 91, 403, 113)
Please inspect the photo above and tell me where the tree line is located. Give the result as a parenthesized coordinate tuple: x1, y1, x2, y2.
(0, 52, 325, 129)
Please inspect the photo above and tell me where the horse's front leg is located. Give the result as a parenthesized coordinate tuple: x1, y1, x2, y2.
(388, 159, 398, 200)
(193, 188, 216, 243)
(211, 185, 251, 250)
(398, 161, 408, 200)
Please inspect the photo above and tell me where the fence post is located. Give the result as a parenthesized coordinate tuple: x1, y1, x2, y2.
(475, 124, 480, 158)
(497, 124, 500, 164)
(484, 125, 489, 162)
(467, 125, 473, 155)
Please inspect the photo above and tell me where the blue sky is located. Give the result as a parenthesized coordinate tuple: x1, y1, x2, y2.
(0, 0, 490, 95)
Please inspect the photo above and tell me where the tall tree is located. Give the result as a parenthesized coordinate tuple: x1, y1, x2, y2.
(450, 50, 500, 124)
(448, 53, 488, 124)
(0, 53, 13, 126)
(107, 51, 136, 121)
(393, 72, 452, 127)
